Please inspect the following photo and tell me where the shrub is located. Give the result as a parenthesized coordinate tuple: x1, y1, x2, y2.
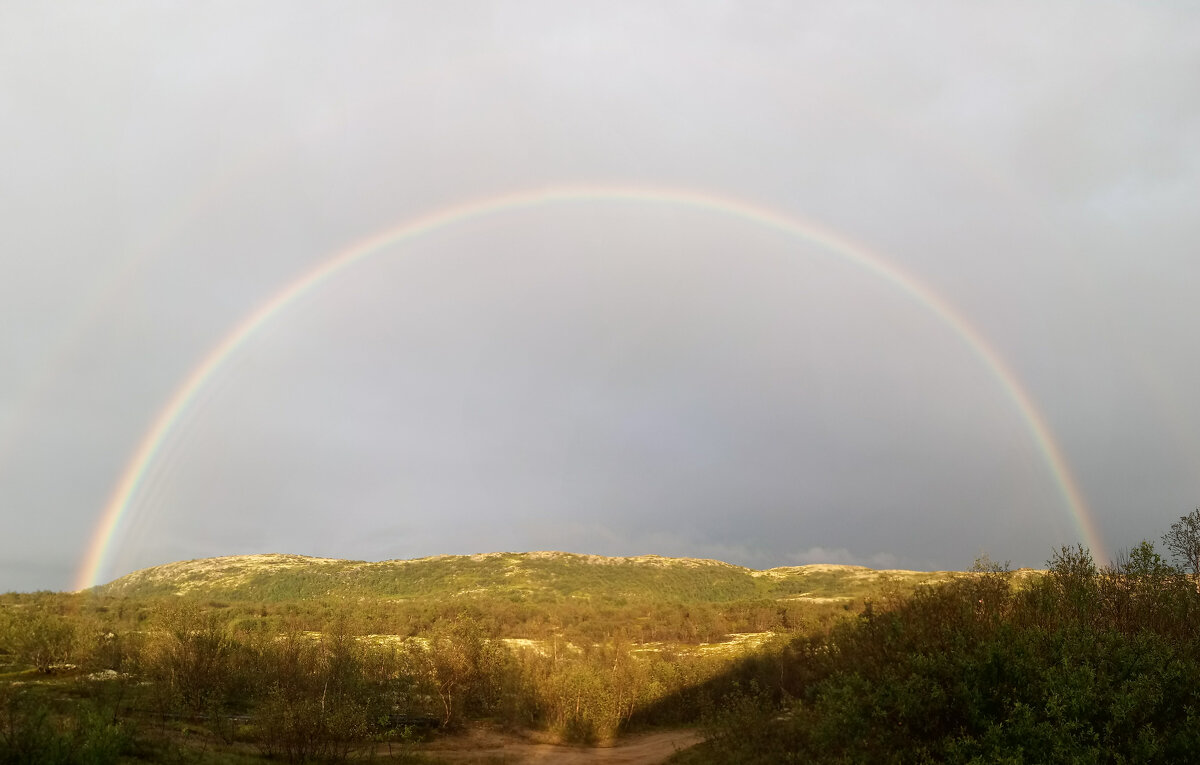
(688, 540, 1200, 763)
(0, 688, 129, 765)
(2, 610, 75, 674)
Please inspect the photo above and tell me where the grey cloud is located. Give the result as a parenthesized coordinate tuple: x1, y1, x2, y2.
(2, 2, 1199, 589)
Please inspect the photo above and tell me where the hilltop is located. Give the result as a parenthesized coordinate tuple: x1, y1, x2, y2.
(7, 550, 1068, 763)
(93, 550, 961, 603)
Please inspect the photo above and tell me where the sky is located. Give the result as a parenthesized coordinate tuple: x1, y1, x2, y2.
(3, 2, 1200, 592)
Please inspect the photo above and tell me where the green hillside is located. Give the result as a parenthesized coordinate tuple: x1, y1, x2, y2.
(3, 547, 1074, 763)
(0, 550, 973, 763)
(672, 542, 1200, 764)
(94, 551, 960, 603)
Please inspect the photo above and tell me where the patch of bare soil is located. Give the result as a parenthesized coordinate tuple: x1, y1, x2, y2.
(417, 725, 704, 764)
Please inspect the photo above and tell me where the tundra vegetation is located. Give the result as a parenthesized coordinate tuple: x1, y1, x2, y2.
(678, 518, 1200, 763)
(0, 552, 910, 763)
(3, 517, 1200, 763)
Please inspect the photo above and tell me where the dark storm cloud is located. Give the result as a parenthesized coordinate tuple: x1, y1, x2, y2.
(2, 1, 1199, 590)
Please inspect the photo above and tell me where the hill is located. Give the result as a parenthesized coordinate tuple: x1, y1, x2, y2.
(93, 551, 959, 603)
(6, 551, 1058, 763)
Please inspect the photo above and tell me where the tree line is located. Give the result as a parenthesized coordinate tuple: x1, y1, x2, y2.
(1, 581, 854, 762)
(683, 510, 1200, 763)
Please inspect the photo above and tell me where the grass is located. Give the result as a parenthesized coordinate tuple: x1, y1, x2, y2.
(90, 551, 960, 605)
(2, 550, 1033, 763)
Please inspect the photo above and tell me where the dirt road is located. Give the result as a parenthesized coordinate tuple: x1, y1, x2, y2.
(417, 726, 704, 764)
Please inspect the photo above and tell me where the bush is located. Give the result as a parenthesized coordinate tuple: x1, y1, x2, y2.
(687, 540, 1200, 763)
(2, 610, 75, 674)
(0, 688, 129, 765)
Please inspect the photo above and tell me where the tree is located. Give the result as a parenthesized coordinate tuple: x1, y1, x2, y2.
(1115, 539, 1178, 579)
(425, 614, 510, 727)
(4, 608, 76, 673)
(1161, 509, 1200, 577)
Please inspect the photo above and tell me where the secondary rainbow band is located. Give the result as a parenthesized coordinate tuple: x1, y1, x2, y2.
(75, 185, 1105, 589)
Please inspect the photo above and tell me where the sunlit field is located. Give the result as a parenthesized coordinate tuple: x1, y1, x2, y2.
(8, 527, 1200, 763)
(1, 552, 950, 762)
(6, 2, 1199, 762)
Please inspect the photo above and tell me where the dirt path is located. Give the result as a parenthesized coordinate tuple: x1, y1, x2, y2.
(417, 726, 704, 764)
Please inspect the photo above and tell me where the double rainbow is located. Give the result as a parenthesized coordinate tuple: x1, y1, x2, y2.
(75, 184, 1103, 589)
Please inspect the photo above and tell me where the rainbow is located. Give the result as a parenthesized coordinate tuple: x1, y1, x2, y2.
(75, 184, 1105, 589)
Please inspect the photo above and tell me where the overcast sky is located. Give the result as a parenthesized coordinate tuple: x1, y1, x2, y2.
(3, 2, 1199, 591)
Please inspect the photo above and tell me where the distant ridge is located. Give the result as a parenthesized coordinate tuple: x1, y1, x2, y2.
(92, 551, 958, 603)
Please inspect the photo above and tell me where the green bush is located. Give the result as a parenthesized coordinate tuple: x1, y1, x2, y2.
(1, 610, 75, 674)
(0, 688, 129, 765)
(688, 541, 1200, 763)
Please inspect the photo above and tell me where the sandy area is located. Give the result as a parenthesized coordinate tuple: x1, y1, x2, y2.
(415, 726, 704, 764)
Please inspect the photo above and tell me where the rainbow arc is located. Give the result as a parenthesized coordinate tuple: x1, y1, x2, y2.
(75, 185, 1104, 589)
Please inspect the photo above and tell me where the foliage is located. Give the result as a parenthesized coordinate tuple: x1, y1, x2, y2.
(0, 608, 75, 674)
(92, 551, 951, 607)
(684, 539, 1200, 764)
(0, 687, 129, 765)
(20, 535, 1200, 763)
(0, 574, 831, 761)
(1162, 508, 1200, 576)
(420, 614, 514, 728)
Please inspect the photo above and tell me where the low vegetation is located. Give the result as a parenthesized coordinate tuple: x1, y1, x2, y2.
(1, 552, 923, 762)
(679, 513, 1200, 763)
(6, 515, 1200, 763)
(93, 551, 953, 605)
